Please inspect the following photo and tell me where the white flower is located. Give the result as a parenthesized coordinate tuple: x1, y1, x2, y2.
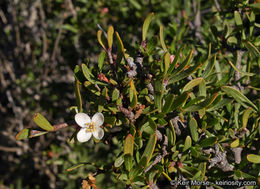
(75, 112, 104, 143)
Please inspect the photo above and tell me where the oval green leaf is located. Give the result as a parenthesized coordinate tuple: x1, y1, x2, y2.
(114, 154, 124, 167)
(200, 137, 217, 148)
(234, 11, 243, 26)
(142, 133, 157, 165)
(124, 154, 133, 171)
(183, 78, 204, 92)
(242, 108, 253, 129)
(247, 154, 260, 164)
(189, 118, 198, 142)
(16, 128, 30, 140)
(230, 138, 240, 148)
(183, 136, 192, 152)
(124, 134, 134, 156)
(33, 113, 54, 131)
(98, 50, 106, 72)
(162, 94, 175, 114)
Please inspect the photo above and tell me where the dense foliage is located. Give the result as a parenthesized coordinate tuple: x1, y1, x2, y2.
(1, 0, 259, 188)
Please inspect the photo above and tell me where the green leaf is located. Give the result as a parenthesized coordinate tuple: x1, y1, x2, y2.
(166, 128, 174, 146)
(172, 49, 193, 76)
(33, 113, 54, 131)
(66, 163, 86, 172)
(115, 31, 126, 58)
(74, 80, 82, 113)
(183, 78, 204, 92)
(154, 80, 163, 111)
(16, 129, 47, 140)
(221, 86, 258, 111)
(183, 136, 192, 152)
(62, 24, 78, 33)
(124, 134, 134, 156)
(98, 51, 106, 72)
(230, 138, 239, 148)
(242, 108, 253, 129)
(146, 36, 157, 55)
(142, 13, 154, 41)
(82, 64, 95, 84)
(168, 60, 201, 84)
(129, 80, 138, 109)
(114, 154, 124, 167)
(234, 11, 243, 26)
(124, 154, 133, 171)
(162, 94, 174, 114)
(112, 88, 120, 101)
(169, 120, 176, 145)
(200, 137, 217, 147)
(189, 118, 198, 142)
(129, 157, 146, 179)
(247, 154, 260, 164)
(202, 54, 216, 79)
(142, 133, 157, 165)
(248, 3, 260, 9)
(184, 93, 218, 112)
(198, 79, 206, 97)
(243, 40, 260, 58)
(148, 118, 157, 132)
(227, 60, 254, 76)
(97, 30, 106, 50)
(167, 44, 184, 74)
(16, 128, 30, 140)
(104, 116, 116, 126)
(73, 65, 85, 84)
(171, 92, 190, 111)
(107, 25, 114, 49)
(207, 98, 233, 111)
(164, 52, 170, 75)
(160, 25, 167, 52)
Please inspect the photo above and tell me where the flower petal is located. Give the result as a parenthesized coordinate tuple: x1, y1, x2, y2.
(77, 128, 92, 142)
(93, 128, 104, 140)
(92, 112, 104, 127)
(75, 113, 91, 127)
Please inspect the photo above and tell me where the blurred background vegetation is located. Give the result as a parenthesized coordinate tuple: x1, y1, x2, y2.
(0, 0, 259, 188)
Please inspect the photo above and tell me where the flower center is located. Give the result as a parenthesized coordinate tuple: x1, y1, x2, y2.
(85, 122, 95, 132)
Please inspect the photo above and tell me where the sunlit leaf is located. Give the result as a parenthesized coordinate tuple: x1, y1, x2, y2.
(33, 113, 54, 131)
(222, 86, 258, 111)
(230, 138, 239, 148)
(107, 26, 114, 49)
(124, 134, 134, 156)
(97, 30, 106, 50)
(234, 11, 243, 26)
(183, 78, 204, 92)
(160, 25, 167, 52)
(183, 136, 192, 152)
(242, 108, 253, 129)
(142, 13, 154, 41)
(247, 154, 260, 164)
